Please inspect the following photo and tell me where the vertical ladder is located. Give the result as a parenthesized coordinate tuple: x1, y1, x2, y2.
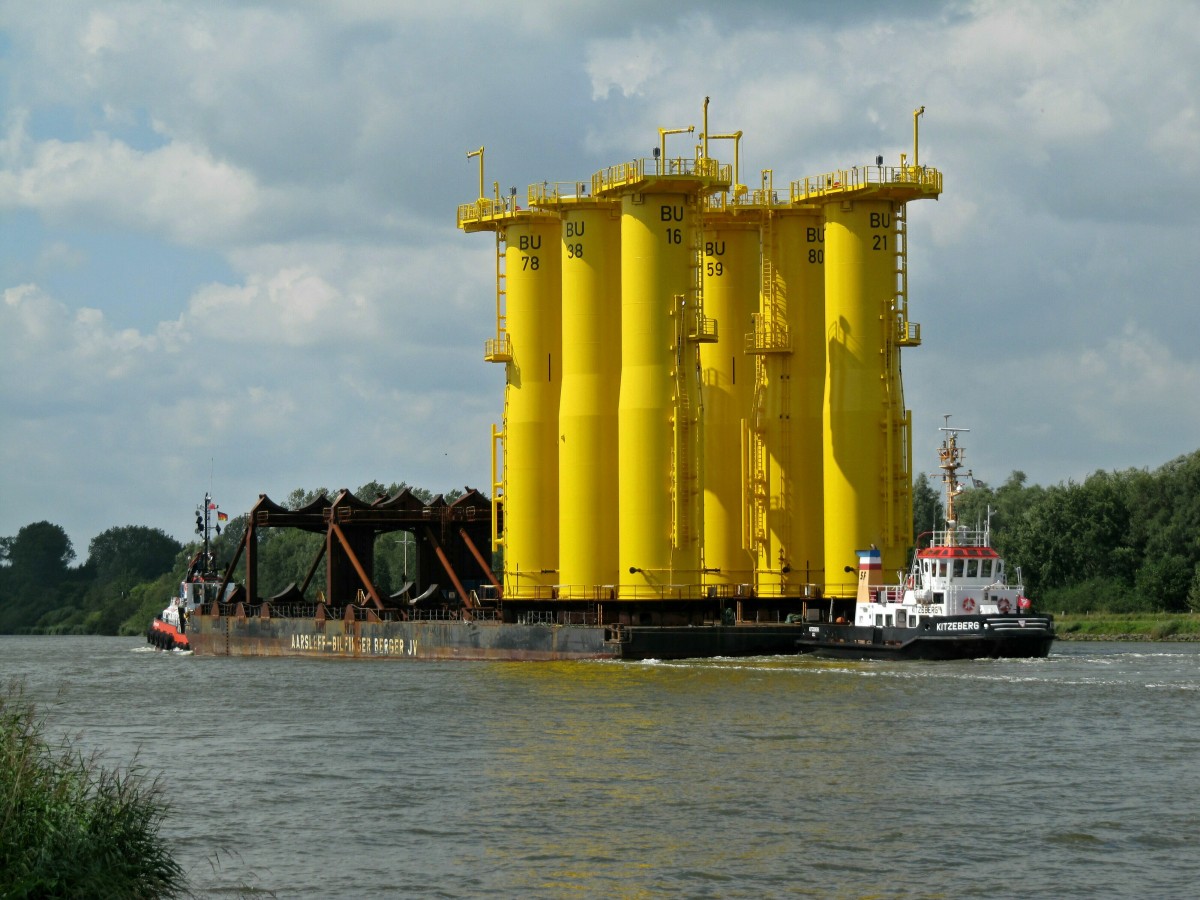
(671, 293, 695, 549)
(893, 204, 920, 348)
(484, 230, 512, 362)
(746, 202, 777, 558)
(887, 203, 916, 547)
(487, 227, 510, 556)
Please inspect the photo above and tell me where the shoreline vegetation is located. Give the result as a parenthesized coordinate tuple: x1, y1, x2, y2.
(1054, 612, 1200, 641)
(0, 680, 187, 898)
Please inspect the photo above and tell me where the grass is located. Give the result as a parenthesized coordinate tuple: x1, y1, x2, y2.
(1053, 612, 1200, 640)
(0, 679, 187, 899)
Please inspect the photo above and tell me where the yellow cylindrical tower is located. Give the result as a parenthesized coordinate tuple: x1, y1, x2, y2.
(771, 205, 825, 587)
(594, 147, 730, 597)
(616, 189, 697, 593)
(741, 186, 825, 597)
(501, 215, 563, 596)
(699, 213, 757, 588)
(557, 198, 621, 596)
(795, 159, 942, 596)
(822, 199, 894, 582)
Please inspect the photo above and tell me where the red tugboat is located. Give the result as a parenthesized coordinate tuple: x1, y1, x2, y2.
(794, 420, 1055, 660)
(147, 494, 233, 651)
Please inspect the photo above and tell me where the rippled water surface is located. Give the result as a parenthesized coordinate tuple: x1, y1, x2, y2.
(3, 637, 1198, 898)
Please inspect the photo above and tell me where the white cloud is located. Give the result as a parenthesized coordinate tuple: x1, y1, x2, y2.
(0, 132, 262, 246)
(185, 268, 367, 347)
(586, 29, 670, 100)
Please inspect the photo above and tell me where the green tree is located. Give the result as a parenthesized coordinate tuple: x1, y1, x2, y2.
(912, 474, 942, 542)
(1, 521, 75, 583)
(1135, 553, 1193, 612)
(0, 522, 79, 632)
(1005, 472, 1133, 598)
(86, 526, 182, 583)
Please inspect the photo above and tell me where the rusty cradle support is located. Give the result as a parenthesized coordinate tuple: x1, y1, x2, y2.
(460, 527, 502, 597)
(300, 541, 326, 596)
(425, 526, 474, 614)
(216, 531, 245, 610)
(330, 520, 385, 609)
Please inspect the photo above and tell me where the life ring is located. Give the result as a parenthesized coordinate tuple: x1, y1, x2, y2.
(905, 575, 915, 590)
(997, 598, 1011, 614)
(962, 597, 976, 614)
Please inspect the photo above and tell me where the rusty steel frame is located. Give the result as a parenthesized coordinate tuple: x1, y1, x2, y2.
(208, 486, 497, 614)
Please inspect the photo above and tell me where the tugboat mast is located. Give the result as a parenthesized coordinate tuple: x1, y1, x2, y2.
(195, 492, 218, 575)
(937, 415, 971, 544)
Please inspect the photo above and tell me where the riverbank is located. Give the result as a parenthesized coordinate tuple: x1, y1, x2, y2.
(1054, 612, 1200, 641)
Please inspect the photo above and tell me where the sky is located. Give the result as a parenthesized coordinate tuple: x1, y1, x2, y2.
(2, 0, 1199, 560)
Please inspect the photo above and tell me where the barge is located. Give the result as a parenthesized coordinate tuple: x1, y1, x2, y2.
(184, 487, 828, 660)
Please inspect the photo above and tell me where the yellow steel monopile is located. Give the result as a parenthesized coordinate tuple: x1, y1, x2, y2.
(594, 127, 731, 597)
(795, 152, 942, 594)
(737, 173, 826, 596)
(767, 197, 826, 592)
(458, 164, 562, 598)
(532, 183, 622, 597)
(699, 206, 757, 589)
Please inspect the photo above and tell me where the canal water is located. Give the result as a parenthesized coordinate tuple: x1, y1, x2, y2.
(2, 636, 1198, 898)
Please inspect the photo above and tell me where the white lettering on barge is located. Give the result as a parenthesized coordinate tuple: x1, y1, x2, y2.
(288, 633, 418, 656)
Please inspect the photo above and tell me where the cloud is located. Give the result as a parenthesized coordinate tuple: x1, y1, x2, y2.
(0, 128, 263, 246)
(1060, 324, 1200, 447)
(185, 268, 366, 347)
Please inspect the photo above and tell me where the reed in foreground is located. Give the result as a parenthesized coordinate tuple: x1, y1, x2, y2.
(0, 679, 187, 898)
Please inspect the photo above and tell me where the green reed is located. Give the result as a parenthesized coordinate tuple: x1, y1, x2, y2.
(0, 679, 187, 899)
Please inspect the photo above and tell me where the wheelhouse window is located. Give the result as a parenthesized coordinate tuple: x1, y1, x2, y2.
(953, 559, 964, 578)
(967, 559, 979, 578)
(981, 559, 993, 578)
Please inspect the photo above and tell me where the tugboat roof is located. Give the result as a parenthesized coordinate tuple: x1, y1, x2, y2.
(917, 545, 1000, 559)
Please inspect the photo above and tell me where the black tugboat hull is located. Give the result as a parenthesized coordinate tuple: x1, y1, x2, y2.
(793, 615, 1055, 661)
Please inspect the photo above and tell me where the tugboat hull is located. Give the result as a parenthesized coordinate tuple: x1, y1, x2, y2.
(794, 615, 1055, 661)
(148, 618, 190, 651)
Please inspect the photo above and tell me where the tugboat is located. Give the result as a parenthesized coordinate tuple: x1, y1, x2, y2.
(794, 420, 1055, 660)
(147, 494, 233, 651)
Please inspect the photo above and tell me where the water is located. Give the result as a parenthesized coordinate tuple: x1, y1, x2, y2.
(2, 637, 1198, 898)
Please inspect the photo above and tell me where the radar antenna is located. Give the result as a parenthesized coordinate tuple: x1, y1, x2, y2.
(937, 415, 972, 543)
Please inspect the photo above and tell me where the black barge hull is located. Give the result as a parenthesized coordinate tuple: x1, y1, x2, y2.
(189, 616, 812, 661)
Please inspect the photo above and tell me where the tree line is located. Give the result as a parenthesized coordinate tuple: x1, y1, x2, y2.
(4, 452, 1200, 636)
